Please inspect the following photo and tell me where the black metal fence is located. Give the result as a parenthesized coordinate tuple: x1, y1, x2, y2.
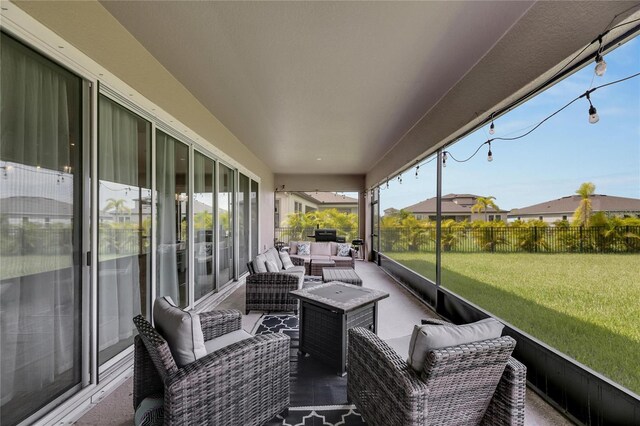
(275, 227, 359, 244)
(379, 225, 640, 254)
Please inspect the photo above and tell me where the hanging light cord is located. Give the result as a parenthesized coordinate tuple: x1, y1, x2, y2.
(480, 10, 640, 129)
(442, 71, 640, 163)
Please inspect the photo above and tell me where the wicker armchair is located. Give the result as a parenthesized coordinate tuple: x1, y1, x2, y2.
(347, 326, 526, 426)
(133, 310, 290, 425)
(245, 271, 301, 314)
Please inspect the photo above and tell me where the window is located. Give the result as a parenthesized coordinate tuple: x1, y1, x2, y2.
(98, 95, 151, 365)
(295, 201, 303, 213)
(193, 151, 215, 300)
(1, 33, 83, 425)
(156, 131, 190, 308)
(379, 39, 640, 395)
(238, 173, 250, 274)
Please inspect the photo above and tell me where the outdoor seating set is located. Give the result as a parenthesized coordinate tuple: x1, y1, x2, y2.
(131, 245, 526, 425)
(244, 242, 356, 314)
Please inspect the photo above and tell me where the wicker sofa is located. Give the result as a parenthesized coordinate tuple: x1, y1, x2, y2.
(347, 319, 527, 426)
(245, 247, 306, 314)
(133, 310, 290, 425)
(288, 241, 355, 275)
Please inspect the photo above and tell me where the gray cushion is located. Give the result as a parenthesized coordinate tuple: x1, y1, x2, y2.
(289, 241, 299, 255)
(265, 260, 279, 272)
(153, 296, 207, 368)
(283, 265, 305, 275)
(265, 247, 284, 269)
(310, 242, 332, 256)
(280, 251, 295, 270)
(254, 254, 268, 273)
(135, 397, 163, 426)
(385, 335, 412, 358)
(337, 243, 351, 257)
(297, 242, 310, 255)
(407, 318, 504, 371)
(204, 329, 253, 354)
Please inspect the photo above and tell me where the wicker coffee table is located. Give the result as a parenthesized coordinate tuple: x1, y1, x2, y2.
(322, 267, 362, 286)
(290, 281, 389, 375)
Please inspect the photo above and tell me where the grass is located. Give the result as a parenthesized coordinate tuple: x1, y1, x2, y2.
(387, 251, 640, 395)
(0, 253, 139, 280)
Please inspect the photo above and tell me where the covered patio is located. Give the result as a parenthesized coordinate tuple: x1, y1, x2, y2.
(1, 1, 639, 425)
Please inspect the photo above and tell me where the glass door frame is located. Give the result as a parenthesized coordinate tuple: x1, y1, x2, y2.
(216, 162, 236, 287)
(191, 148, 218, 307)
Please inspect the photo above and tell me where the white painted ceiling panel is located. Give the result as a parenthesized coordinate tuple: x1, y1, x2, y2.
(100, 1, 534, 174)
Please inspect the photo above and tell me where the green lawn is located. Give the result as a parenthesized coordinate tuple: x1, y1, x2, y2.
(387, 252, 640, 395)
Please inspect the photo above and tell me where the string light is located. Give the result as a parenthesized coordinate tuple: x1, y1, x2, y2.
(398, 175, 402, 184)
(585, 92, 599, 124)
(415, 165, 420, 178)
(442, 152, 447, 168)
(489, 114, 495, 135)
(487, 142, 493, 162)
(386, 179, 389, 189)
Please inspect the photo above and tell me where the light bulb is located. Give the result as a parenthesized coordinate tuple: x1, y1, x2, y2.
(442, 153, 447, 168)
(595, 56, 607, 77)
(415, 167, 419, 178)
(588, 105, 599, 124)
(489, 122, 495, 135)
(487, 149, 493, 162)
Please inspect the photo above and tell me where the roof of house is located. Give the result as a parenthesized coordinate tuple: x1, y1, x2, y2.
(403, 194, 507, 214)
(303, 192, 358, 204)
(0, 196, 73, 216)
(509, 194, 640, 216)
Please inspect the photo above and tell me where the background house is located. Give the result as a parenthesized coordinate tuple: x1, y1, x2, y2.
(508, 194, 640, 224)
(401, 193, 508, 222)
(275, 191, 358, 226)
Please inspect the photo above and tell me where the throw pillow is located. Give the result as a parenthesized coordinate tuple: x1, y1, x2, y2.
(407, 318, 504, 371)
(337, 243, 351, 257)
(265, 260, 279, 272)
(153, 296, 207, 368)
(297, 242, 311, 255)
(254, 254, 268, 273)
(280, 251, 295, 270)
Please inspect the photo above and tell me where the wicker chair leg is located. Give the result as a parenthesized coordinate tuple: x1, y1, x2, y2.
(280, 408, 289, 418)
(294, 309, 298, 316)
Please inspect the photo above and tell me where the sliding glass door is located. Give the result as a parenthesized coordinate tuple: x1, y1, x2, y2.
(251, 180, 259, 259)
(238, 173, 250, 275)
(156, 131, 190, 307)
(0, 33, 83, 425)
(97, 96, 151, 365)
(218, 164, 235, 285)
(193, 152, 215, 300)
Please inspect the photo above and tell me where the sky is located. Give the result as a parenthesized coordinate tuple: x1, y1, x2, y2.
(380, 37, 640, 212)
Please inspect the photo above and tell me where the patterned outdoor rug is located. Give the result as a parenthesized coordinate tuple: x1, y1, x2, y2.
(254, 314, 367, 426)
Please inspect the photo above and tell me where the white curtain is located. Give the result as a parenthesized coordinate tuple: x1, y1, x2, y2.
(0, 35, 78, 414)
(156, 132, 180, 303)
(98, 97, 142, 355)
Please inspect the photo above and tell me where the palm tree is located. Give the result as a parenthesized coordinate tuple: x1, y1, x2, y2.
(103, 198, 131, 222)
(471, 196, 500, 222)
(572, 182, 595, 227)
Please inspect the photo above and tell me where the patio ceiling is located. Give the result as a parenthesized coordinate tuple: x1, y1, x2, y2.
(99, 1, 535, 175)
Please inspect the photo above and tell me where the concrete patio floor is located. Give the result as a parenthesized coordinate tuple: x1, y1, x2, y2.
(76, 261, 573, 425)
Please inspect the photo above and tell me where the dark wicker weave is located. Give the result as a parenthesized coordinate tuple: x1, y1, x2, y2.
(133, 310, 290, 425)
(347, 327, 526, 426)
(245, 272, 300, 314)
